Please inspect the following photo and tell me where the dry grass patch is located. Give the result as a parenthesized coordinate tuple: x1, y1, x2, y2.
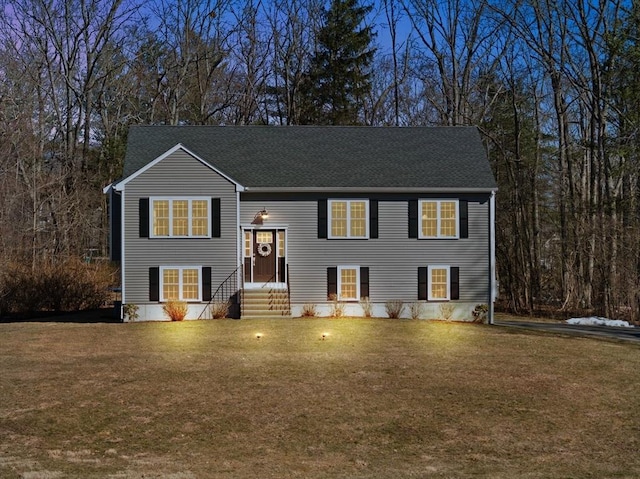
(1, 319, 639, 478)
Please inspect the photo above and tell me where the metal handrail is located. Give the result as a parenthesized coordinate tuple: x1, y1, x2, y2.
(198, 265, 243, 319)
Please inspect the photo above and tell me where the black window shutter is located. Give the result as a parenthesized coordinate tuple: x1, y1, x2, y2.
(408, 199, 418, 238)
(139, 198, 149, 238)
(360, 267, 370, 299)
(459, 200, 469, 238)
(369, 200, 378, 238)
(318, 199, 328, 238)
(450, 267, 460, 300)
(149, 267, 160, 301)
(211, 198, 221, 238)
(327, 267, 337, 299)
(202, 267, 212, 301)
(418, 267, 428, 300)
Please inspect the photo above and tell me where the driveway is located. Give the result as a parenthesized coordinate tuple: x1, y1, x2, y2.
(494, 319, 640, 343)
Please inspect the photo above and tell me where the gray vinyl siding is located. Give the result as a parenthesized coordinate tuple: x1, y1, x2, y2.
(240, 194, 490, 304)
(123, 151, 238, 304)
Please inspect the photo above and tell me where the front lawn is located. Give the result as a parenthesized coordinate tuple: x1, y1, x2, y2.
(1, 318, 639, 478)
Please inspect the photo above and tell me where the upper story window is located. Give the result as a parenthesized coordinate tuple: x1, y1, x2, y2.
(419, 200, 458, 238)
(329, 200, 369, 239)
(151, 198, 210, 238)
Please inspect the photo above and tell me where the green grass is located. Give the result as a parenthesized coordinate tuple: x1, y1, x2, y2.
(1, 318, 639, 478)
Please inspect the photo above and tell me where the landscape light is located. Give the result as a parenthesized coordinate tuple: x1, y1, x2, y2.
(321, 333, 328, 340)
(256, 333, 262, 339)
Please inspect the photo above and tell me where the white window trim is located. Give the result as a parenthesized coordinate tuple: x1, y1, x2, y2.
(328, 199, 370, 239)
(150, 197, 211, 238)
(428, 265, 450, 301)
(160, 266, 202, 302)
(419, 199, 459, 239)
(337, 265, 360, 301)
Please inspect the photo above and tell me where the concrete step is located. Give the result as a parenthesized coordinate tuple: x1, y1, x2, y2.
(242, 288, 291, 318)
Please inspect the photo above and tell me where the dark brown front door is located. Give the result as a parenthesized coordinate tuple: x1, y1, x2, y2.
(253, 230, 276, 282)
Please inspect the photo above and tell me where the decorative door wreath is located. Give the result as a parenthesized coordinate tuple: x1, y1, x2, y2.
(257, 242, 272, 257)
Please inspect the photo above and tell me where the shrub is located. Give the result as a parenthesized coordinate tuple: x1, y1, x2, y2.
(360, 297, 373, 317)
(163, 301, 188, 321)
(439, 303, 455, 321)
(0, 258, 116, 315)
(409, 302, 423, 320)
(385, 300, 404, 319)
(301, 303, 317, 317)
(472, 304, 489, 323)
(123, 303, 139, 321)
(209, 301, 229, 319)
(328, 294, 345, 318)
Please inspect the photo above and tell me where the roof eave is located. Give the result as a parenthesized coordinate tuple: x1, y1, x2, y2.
(243, 186, 498, 194)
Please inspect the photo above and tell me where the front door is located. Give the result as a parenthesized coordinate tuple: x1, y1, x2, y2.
(253, 230, 276, 282)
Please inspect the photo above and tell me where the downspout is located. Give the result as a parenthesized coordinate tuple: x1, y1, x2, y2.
(236, 189, 243, 317)
(236, 189, 242, 272)
(489, 190, 496, 325)
(120, 188, 126, 320)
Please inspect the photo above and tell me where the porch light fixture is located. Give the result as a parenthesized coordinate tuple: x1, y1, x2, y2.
(252, 208, 269, 224)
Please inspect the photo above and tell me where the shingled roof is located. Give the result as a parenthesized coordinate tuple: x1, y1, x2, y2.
(122, 125, 496, 191)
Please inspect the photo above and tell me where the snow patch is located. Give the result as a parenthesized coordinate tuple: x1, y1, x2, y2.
(566, 317, 634, 328)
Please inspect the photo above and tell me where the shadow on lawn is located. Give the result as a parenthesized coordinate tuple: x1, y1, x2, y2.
(0, 307, 121, 324)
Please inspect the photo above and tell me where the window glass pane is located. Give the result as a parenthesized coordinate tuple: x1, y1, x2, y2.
(191, 200, 209, 236)
(256, 231, 273, 243)
(244, 231, 252, 257)
(331, 201, 347, 237)
(153, 200, 169, 236)
(440, 201, 457, 237)
(163, 268, 179, 300)
(172, 200, 189, 236)
(421, 201, 437, 237)
(182, 269, 199, 300)
(430, 268, 448, 299)
(350, 201, 366, 237)
(340, 268, 357, 300)
(278, 231, 285, 257)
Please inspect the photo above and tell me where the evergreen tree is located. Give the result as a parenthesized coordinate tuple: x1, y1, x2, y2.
(301, 0, 376, 125)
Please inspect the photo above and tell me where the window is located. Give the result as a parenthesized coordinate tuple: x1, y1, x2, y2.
(419, 200, 458, 238)
(244, 231, 252, 258)
(160, 266, 201, 301)
(278, 230, 285, 257)
(429, 266, 450, 300)
(256, 231, 273, 243)
(338, 265, 360, 301)
(151, 198, 210, 237)
(329, 200, 369, 238)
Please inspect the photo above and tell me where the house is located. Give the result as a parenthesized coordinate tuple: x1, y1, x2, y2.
(104, 126, 497, 322)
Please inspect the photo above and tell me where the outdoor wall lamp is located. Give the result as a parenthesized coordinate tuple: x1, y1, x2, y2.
(252, 208, 269, 224)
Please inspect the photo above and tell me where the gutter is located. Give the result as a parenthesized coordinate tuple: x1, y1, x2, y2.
(243, 187, 498, 194)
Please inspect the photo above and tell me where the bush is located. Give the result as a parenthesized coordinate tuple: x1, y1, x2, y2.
(472, 304, 489, 323)
(209, 301, 229, 319)
(385, 300, 404, 319)
(163, 301, 188, 321)
(439, 303, 456, 321)
(301, 303, 317, 317)
(360, 297, 373, 317)
(0, 258, 116, 315)
(328, 294, 345, 318)
(409, 302, 423, 320)
(123, 303, 139, 321)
